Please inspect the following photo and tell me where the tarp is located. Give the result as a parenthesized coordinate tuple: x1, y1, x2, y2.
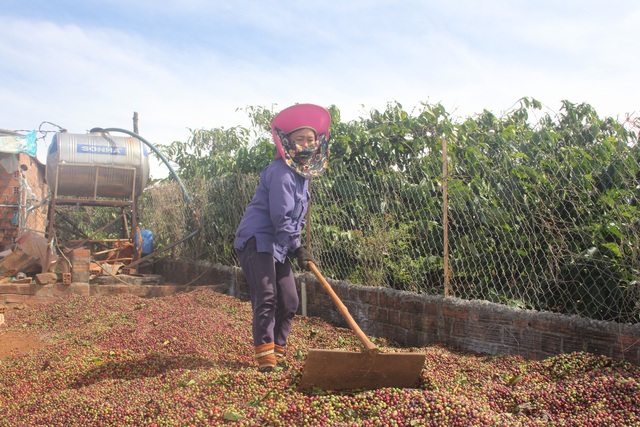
(0, 131, 37, 156)
(14, 231, 50, 272)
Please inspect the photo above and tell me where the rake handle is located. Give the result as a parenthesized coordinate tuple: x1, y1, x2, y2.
(307, 262, 379, 353)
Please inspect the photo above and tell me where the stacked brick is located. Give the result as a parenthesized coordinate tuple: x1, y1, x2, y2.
(0, 153, 48, 250)
(0, 154, 20, 249)
(71, 249, 91, 283)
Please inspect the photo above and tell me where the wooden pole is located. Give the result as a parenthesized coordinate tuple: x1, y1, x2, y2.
(131, 111, 139, 270)
(442, 137, 451, 297)
(133, 111, 139, 134)
(306, 180, 312, 250)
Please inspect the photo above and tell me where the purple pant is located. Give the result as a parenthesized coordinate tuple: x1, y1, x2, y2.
(236, 237, 299, 347)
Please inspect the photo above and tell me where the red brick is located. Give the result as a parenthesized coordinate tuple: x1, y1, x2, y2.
(540, 332, 563, 354)
(127, 285, 152, 298)
(616, 334, 640, 350)
(96, 285, 129, 296)
(0, 186, 18, 199)
(16, 283, 37, 295)
(413, 315, 437, 332)
(397, 311, 413, 330)
(399, 294, 425, 315)
(442, 306, 469, 320)
(387, 308, 398, 325)
(447, 318, 468, 338)
(377, 290, 394, 309)
(0, 218, 17, 229)
(379, 322, 407, 343)
(72, 249, 91, 259)
(526, 351, 548, 361)
(0, 284, 18, 294)
(501, 327, 523, 348)
(517, 329, 542, 353)
(333, 285, 350, 303)
(468, 321, 502, 343)
(367, 305, 389, 322)
(4, 294, 27, 304)
(611, 342, 640, 363)
(585, 341, 612, 357)
(476, 309, 512, 326)
(305, 290, 326, 307)
(562, 336, 587, 353)
(52, 283, 72, 297)
(545, 320, 576, 336)
(582, 328, 617, 343)
(69, 283, 90, 296)
(360, 287, 379, 306)
(406, 329, 430, 347)
(33, 284, 53, 298)
(26, 295, 58, 305)
(513, 318, 531, 328)
(423, 300, 440, 316)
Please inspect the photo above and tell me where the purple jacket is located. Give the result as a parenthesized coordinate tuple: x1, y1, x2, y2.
(234, 158, 310, 263)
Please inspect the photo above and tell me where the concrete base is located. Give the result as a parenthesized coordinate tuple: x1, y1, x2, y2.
(91, 274, 165, 286)
(0, 274, 229, 306)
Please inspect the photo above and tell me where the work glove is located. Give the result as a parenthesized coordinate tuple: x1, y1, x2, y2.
(294, 247, 316, 271)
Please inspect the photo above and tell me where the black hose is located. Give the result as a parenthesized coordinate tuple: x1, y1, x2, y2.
(94, 128, 202, 263)
(97, 127, 192, 205)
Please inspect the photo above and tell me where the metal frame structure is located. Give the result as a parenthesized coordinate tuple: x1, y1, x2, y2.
(46, 162, 141, 272)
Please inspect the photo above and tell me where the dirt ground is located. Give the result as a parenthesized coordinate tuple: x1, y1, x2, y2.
(0, 331, 48, 360)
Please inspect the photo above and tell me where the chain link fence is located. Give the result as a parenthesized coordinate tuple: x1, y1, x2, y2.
(138, 107, 640, 325)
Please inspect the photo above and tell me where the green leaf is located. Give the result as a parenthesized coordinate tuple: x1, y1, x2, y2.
(223, 411, 243, 421)
(505, 374, 523, 387)
(600, 242, 622, 258)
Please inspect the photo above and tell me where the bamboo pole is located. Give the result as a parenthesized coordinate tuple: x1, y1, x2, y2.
(442, 136, 451, 297)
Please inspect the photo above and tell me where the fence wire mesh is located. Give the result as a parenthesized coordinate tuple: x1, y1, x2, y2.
(138, 108, 640, 325)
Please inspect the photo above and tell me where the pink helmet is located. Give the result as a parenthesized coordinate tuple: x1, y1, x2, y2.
(271, 103, 331, 178)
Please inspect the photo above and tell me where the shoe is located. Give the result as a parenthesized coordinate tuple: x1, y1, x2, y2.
(258, 365, 275, 373)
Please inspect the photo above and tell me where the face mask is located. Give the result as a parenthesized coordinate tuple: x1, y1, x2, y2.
(292, 145, 317, 164)
(274, 127, 329, 178)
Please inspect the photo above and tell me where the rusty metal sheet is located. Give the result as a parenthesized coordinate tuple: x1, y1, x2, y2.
(298, 349, 426, 391)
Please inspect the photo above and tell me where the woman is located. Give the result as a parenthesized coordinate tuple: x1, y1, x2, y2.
(234, 103, 331, 372)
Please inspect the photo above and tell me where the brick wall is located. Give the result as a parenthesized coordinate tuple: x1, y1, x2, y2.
(0, 153, 20, 248)
(0, 281, 228, 306)
(0, 153, 48, 250)
(155, 259, 640, 365)
(21, 153, 48, 234)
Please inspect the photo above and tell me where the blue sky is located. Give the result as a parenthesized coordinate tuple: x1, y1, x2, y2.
(2, 0, 639, 177)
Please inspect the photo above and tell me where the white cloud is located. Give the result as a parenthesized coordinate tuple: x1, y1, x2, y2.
(1, 1, 639, 178)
